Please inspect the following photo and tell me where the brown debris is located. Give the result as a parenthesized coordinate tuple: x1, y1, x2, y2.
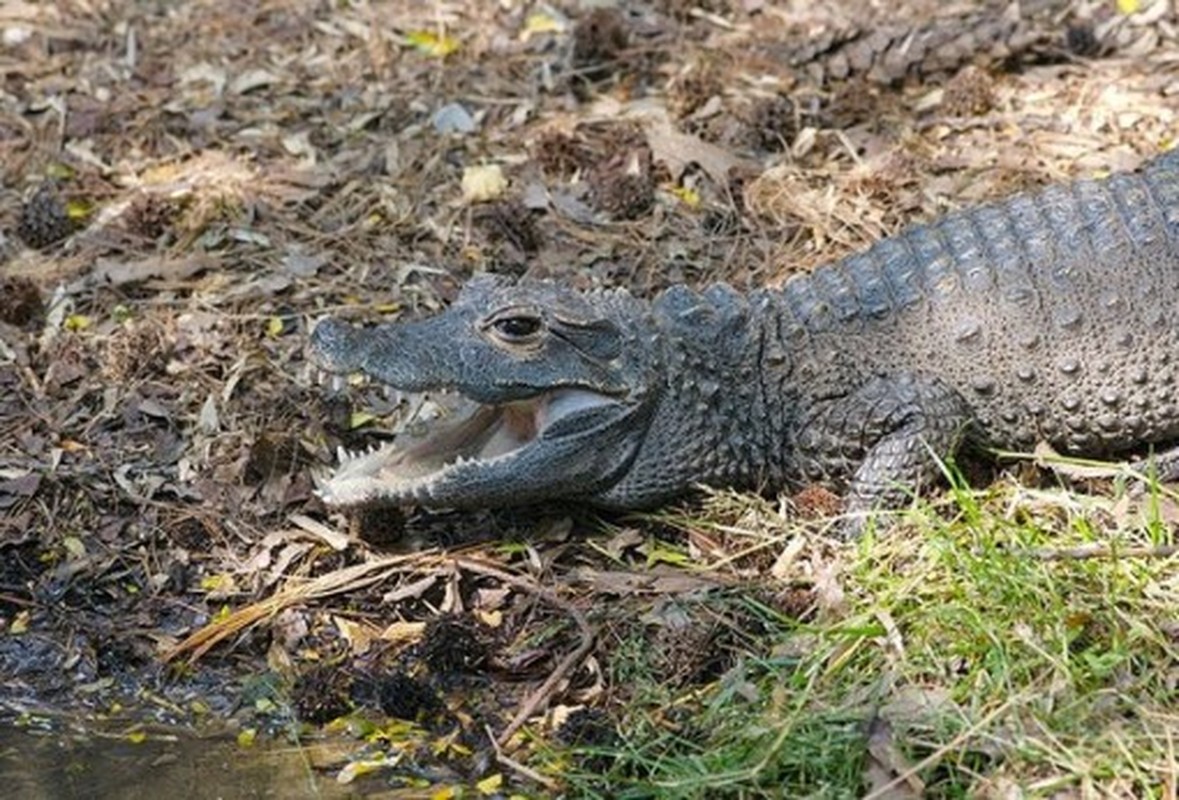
(533, 131, 592, 178)
(747, 94, 799, 153)
(123, 194, 182, 241)
(477, 198, 544, 261)
(418, 615, 493, 674)
(0, 276, 43, 327)
(16, 183, 75, 249)
(589, 139, 656, 220)
(572, 8, 631, 82)
(940, 66, 997, 118)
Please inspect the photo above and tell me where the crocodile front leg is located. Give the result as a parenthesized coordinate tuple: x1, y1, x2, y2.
(794, 373, 973, 536)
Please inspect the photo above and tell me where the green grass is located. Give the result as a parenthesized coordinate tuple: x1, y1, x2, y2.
(556, 475, 1179, 798)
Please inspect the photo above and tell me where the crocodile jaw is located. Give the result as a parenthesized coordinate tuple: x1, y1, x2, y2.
(316, 388, 618, 508)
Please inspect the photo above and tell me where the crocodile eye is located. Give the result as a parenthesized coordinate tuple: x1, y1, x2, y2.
(490, 315, 543, 341)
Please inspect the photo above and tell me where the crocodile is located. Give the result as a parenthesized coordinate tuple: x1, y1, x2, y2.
(310, 149, 1179, 533)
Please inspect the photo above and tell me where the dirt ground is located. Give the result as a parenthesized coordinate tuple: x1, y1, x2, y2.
(0, 0, 1177, 796)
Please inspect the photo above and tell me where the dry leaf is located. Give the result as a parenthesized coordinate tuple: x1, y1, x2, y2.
(93, 255, 216, 287)
(379, 620, 427, 644)
(862, 716, 924, 799)
(461, 164, 507, 203)
(289, 513, 351, 551)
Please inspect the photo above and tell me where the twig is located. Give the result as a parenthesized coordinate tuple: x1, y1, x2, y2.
(162, 552, 437, 663)
(485, 723, 561, 791)
(0, 592, 34, 608)
(1024, 543, 1179, 561)
(454, 557, 596, 749)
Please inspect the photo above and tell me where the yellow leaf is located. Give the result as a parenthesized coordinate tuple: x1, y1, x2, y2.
(374, 302, 401, 314)
(346, 716, 378, 739)
(461, 164, 507, 203)
(431, 787, 459, 800)
(62, 536, 86, 560)
(1116, 0, 1140, 13)
(521, 11, 566, 40)
(237, 728, 257, 747)
(404, 30, 460, 57)
(65, 199, 91, 221)
(200, 574, 236, 593)
(475, 609, 502, 628)
(379, 620, 427, 644)
(670, 185, 701, 207)
(337, 754, 398, 784)
(334, 615, 379, 655)
(45, 163, 75, 179)
(476, 774, 503, 795)
(349, 411, 377, 430)
(265, 316, 285, 337)
(645, 546, 690, 567)
(64, 314, 91, 331)
(126, 731, 148, 744)
(10, 610, 30, 634)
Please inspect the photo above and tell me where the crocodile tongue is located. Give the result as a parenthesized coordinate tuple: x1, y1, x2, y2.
(319, 387, 614, 506)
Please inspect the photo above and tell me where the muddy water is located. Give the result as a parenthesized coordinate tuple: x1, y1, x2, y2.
(0, 723, 380, 800)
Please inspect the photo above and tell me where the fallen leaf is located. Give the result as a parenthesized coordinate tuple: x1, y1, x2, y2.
(596, 100, 752, 185)
(178, 62, 227, 95)
(862, 716, 923, 799)
(770, 535, 808, 580)
(333, 615, 380, 654)
(93, 255, 216, 287)
(461, 164, 507, 203)
(476, 774, 503, 795)
(198, 393, 219, 433)
(520, 10, 567, 40)
(433, 102, 477, 135)
(10, 610, 30, 634)
(230, 68, 279, 94)
(404, 30, 459, 57)
(289, 513, 351, 551)
(337, 753, 400, 784)
(379, 620, 427, 644)
(812, 557, 847, 617)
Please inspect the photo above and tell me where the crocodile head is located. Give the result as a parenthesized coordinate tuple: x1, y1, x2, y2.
(310, 275, 660, 510)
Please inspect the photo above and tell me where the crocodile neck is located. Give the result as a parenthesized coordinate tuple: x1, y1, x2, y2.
(598, 285, 809, 506)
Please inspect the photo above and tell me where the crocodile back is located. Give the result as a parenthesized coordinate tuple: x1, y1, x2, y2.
(767, 150, 1179, 454)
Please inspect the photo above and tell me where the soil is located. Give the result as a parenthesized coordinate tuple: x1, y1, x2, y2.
(0, 0, 1176, 795)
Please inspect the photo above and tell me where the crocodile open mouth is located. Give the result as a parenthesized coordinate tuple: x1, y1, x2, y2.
(316, 387, 617, 507)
